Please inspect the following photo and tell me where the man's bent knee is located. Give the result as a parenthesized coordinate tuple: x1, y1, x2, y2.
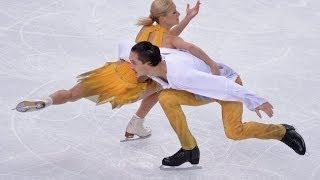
(224, 128, 245, 140)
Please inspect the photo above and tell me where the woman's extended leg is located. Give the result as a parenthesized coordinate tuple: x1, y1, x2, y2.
(50, 83, 84, 105)
(15, 83, 85, 112)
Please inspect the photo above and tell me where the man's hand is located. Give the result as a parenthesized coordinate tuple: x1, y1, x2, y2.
(255, 102, 274, 118)
(186, 0, 201, 19)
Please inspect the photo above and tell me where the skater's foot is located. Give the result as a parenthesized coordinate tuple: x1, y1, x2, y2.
(280, 124, 306, 155)
(124, 114, 151, 139)
(162, 146, 200, 167)
(14, 100, 46, 112)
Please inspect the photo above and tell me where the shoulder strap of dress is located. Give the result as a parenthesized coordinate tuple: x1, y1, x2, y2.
(136, 24, 168, 47)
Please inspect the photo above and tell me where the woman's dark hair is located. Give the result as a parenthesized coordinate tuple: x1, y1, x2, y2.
(131, 41, 162, 66)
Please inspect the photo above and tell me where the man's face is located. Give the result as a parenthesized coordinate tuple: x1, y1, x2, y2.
(129, 51, 151, 76)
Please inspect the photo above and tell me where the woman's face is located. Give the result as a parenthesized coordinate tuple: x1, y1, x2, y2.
(161, 4, 180, 27)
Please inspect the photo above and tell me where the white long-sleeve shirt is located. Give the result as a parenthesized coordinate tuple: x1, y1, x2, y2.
(118, 42, 267, 111)
(153, 48, 267, 111)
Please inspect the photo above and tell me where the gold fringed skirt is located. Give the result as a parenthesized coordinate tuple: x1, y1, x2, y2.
(77, 60, 159, 109)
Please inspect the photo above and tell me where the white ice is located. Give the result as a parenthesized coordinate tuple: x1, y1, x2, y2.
(1, 0, 320, 179)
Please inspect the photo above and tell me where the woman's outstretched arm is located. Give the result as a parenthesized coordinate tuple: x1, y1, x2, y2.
(170, 36, 220, 75)
(169, 1, 201, 36)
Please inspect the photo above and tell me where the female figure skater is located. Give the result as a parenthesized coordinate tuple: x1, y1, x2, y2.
(15, 0, 221, 140)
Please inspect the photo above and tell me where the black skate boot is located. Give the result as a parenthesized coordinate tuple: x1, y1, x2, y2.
(280, 124, 306, 155)
(162, 146, 200, 166)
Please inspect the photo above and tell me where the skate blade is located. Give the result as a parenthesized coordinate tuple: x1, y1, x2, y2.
(159, 164, 202, 171)
(120, 134, 151, 142)
(14, 101, 45, 113)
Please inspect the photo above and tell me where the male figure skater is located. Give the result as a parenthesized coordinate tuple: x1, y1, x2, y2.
(128, 41, 306, 167)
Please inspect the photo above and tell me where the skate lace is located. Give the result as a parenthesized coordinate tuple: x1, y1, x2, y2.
(170, 149, 186, 159)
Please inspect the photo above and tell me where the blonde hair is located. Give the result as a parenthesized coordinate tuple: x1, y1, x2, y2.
(136, 0, 174, 26)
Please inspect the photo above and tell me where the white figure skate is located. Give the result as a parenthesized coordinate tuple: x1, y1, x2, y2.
(120, 114, 152, 142)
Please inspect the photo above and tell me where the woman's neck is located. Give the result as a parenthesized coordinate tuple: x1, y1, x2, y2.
(158, 22, 173, 32)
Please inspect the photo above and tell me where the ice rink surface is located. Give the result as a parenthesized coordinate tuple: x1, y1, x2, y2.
(1, 0, 320, 179)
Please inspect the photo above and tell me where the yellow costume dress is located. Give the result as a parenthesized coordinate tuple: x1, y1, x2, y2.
(77, 24, 167, 109)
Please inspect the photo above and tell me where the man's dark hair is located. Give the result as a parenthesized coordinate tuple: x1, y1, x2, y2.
(131, 41, 162, 66)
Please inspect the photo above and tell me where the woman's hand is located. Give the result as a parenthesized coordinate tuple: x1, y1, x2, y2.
(186, 1, 201, 20)
(169, 1, 201, 36)
(210, 64, 220, 75)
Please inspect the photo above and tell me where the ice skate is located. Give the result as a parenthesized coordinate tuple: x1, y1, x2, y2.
(162, 146, 200, 167)
(280, 124, 306, 155)
(13, 97, 52, 113)
(13, 100, 46, 112)
(120, 114, 151, 142)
